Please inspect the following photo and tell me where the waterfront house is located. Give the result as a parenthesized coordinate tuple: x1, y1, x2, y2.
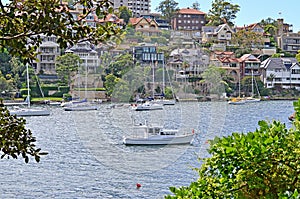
(239, 54, 261, 78)
(210, 51, 240, 82)
(260, 57, 300, 90)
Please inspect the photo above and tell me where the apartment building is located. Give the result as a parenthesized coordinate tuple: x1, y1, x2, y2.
(112, 0, 150, 17)
(32, 35, 60, 75)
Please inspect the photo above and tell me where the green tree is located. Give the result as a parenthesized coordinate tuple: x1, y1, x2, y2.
(155, 0, 179, 24)
(111, 78, 131, 102)
(104, 73, 119, 97)
(0, 0, 121, 163)
(192, 1, 200, 10)
(206, 0, 240, 26)
(0, 0, 122, 62)
(0, 105, 47, 163)
(56, 53, 82, 86)
(107, 53, 135, 78)
(231, 30, 264, 51)
(166, 99, 300, 199)
(118, 6, 132, 24)
(200, 65, 228, 97)
(296, 50, 300, 63)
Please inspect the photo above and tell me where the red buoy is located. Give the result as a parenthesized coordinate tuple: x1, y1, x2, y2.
(136, 183, 142, 189)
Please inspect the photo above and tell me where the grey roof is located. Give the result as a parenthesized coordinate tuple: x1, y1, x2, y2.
(260, 57, 299, 70)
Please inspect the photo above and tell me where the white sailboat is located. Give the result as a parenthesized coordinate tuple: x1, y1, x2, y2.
(154, 58, 176, 105)
(228, 71, 246, 105)
(63, 61, 99, 111)
(245, 70, 261, 103)
(10, 64, 50, 117)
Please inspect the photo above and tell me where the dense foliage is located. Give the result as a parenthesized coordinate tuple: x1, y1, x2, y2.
(0, 0, 123, 62)
(155, 0, 179, 24)
(206, 0, 240, 26)
(56, 53, 82, 86)
(166, 99, 300, 198)
(0, 105, 47, 163)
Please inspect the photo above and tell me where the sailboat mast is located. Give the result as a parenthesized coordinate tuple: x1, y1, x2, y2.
(238, 70, 241, 98)
(26, 64, 30, 108)
(152, 57, 155, 98)
(85, 59, 87, 99)
(251, 69, 254, 97)
(162, 56, 165, 95)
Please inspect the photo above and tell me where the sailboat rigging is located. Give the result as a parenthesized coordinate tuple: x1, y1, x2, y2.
(228, 70, 246, 105)
(10, 64, 51, 116)
(63, 60, 98, 111)
(245, 70, 261, 103)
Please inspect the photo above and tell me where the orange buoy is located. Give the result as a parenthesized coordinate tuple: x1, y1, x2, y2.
(136, 183, 142, 189)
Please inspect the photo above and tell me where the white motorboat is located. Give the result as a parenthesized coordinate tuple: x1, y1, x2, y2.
(123, 123, 195, 145)
(132, 102, 163, 111)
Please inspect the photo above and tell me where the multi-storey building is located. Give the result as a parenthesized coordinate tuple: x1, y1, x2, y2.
(239, 54, 261, 78)
(277, 33, 300, 55)
(260, 57, 300, 90)
(171, 8, 206, 31)
(276, 18, 300, 55)
(32, 35, 60, 75)
(112, 0, 150, 17)
(132, 44, 164, 65)
(66, 41, 99, 74)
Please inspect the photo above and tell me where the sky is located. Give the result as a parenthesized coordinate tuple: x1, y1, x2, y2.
(151, 0, 300, 32)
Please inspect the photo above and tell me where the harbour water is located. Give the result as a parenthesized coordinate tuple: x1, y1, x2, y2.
(0, 100, 296, 198)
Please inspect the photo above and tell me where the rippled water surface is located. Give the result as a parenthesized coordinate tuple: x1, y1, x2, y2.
(0, 100, 295, 198)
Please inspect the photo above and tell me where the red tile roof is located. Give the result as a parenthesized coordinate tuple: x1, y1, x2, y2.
(178, 8, 206, 15)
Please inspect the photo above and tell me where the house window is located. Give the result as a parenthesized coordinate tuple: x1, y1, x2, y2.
(178, 20, 181, 23)
(292, 69, 300, 74)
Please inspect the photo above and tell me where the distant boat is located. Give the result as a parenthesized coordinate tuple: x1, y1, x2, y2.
(9, 64, 50, 117)
(10, 106, 50, 116)
(63, 104, 98, 111)
(60, 98, 88, 107)
(228, 72, 245, 105)
(123, 122, 195, 145)
(153, 98, 176, 106)
(228, 97, 246, 105)
(288, 112, 295, 121)
(132, 102, 163, 111)
(245, 70, 261, 103)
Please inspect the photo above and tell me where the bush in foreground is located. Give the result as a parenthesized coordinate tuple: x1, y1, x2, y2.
(166, 99, 300, 198)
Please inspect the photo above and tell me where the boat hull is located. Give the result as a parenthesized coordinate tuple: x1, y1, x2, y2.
(10, 109, 50, 116)
(123, 134, 194, 145)
(64, 106, 98, 111)
(134, 104, 163, 111)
